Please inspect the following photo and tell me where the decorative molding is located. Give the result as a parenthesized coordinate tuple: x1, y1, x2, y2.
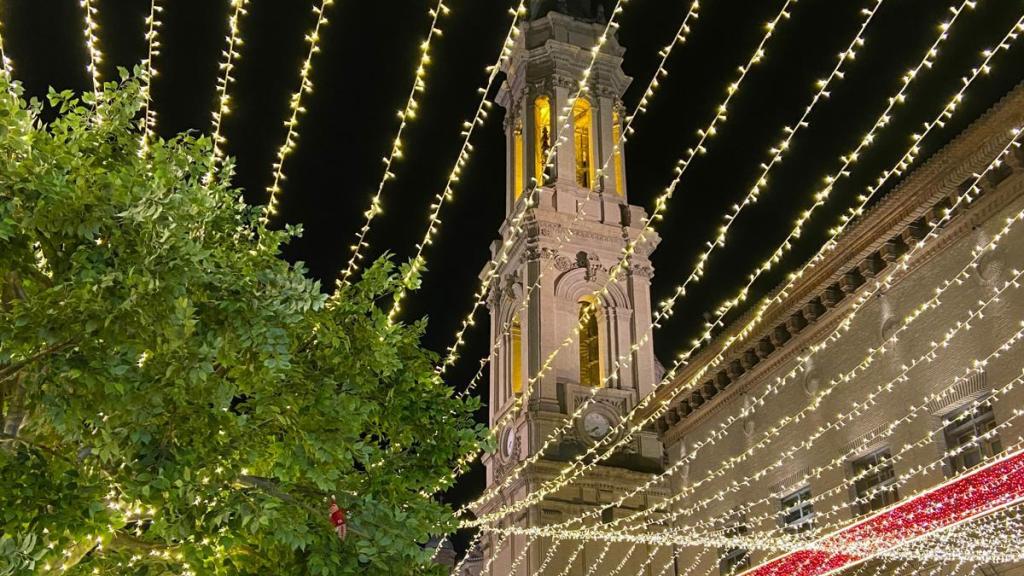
(929, 371, 989, 415)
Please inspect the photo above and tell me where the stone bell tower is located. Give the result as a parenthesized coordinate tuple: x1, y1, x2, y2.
(472, 2, 671, 574)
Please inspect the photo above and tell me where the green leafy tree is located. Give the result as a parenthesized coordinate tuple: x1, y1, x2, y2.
(0, 70, 487, 575)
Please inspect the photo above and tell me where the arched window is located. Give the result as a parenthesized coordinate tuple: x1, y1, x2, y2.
(612, 109, 625, 196)
(578, 296, 601, 387)
(510, 314, 523, 395)
(534, 96, 552, 186)
(573, 98, 594, 188)
(513, 120, 524, 201)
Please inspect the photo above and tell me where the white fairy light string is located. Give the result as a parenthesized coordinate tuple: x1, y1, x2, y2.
(468, 0, 801, 502)
(487, 424, 1024, 562)
(648, 331, 1024, 556)
(435, 0, 703, 381)
(507, 533, 535, 576)
(463, 0, 906, 522)
(337, 0, 452, 286)
(80, 0, 103, 99)
(389, 0, 632, 328)
(461, 7, 1019, 527)
(380, 1, 528, 321)
(527, 387, 1024, 563)
(538, 133, 1024, 538)
(209, 0, 250, 170)
(264, 0, 334, 220)
(459, 0, 870, 435)
(449, 533, 482, 575)
(488, 304, 1024, 555)
(139, 0, 163, 154)
(431, 1, 705, 492)
(605, 542, 639, 576)
(576, 162, 1024, 538)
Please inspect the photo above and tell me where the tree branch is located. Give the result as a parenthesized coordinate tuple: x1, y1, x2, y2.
(0, 339, 76, 385)
(234, 475, 366, 538)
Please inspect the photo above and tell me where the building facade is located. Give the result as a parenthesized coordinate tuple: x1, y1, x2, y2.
(471, 2, 1024, 575)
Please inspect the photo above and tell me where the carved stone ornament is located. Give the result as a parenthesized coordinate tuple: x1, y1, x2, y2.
(575, 251, 603, 281)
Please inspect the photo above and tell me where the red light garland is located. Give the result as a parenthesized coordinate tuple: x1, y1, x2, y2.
(742, 449, 1024, 576)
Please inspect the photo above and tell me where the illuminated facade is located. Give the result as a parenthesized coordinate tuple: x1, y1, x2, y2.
(471, 3, 1024, 576)
(475, 1, 668, 574)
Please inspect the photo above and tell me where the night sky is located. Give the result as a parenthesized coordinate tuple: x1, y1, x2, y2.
(4, 0, 1023, 546)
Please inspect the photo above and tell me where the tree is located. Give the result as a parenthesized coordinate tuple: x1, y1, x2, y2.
(0, 70, 487, 576)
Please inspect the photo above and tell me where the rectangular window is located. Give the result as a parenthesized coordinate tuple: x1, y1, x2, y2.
(943, 402, 1002, 475)
(513, 126, 524, 201)
(779, 486, 814, 534)
(852, 448, 899, 515)
(718, 524, 750, 576)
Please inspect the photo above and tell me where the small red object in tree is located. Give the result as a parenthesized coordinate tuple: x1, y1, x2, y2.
(329, 498, 347, 541)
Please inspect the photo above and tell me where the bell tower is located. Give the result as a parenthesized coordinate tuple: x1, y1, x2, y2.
(473, 2, 670, 574)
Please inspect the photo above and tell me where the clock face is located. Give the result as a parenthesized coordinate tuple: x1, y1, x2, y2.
(584, 411, 612, 440)
(503, 429, 517, 459)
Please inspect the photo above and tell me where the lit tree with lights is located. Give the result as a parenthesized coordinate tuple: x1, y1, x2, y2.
(0, 71, 488, 576)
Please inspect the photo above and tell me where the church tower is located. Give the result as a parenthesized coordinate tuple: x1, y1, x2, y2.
(474, 2, 671, 573)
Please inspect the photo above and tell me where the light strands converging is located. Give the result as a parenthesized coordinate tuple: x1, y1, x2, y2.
(209, 0, 250, 170)
(139, 0, 163, 154)
(650, 0, 883, 331)
(391, 0, 630, 330)
(507, 534, 535, 576)
(462, 4, 1015, 528)
(463, 0, 807, 522)
(462, 0, 866, 422)
(531, 126, 1024, 539)
(443, 0, 704, 389)
(337, 0, 452, 287)
(484, 0, 798, 435)
(264, 0, 334, 220)
(380, 1, 527, 322)
(638, 327, 1024, 557)
(433, 0, 635, 371)
(517, 265, 1024, 553)
(80, 0, 103, 99)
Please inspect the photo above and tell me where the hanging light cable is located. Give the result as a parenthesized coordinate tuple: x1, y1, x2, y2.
(337, 0, 453, 286)
(263, 0, 335, 221)
(209, 0, 251, 172)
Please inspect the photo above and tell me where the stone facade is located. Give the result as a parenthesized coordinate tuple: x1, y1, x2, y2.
(655, 84, 1024, 575)
(472, 4, 671, 575)
(472, 3, 1024, 575)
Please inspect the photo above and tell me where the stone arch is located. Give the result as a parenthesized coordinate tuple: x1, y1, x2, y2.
(553, 266, 630, 310)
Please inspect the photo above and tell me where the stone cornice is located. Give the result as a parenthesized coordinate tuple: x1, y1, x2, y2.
(652, 82, 1024, 442)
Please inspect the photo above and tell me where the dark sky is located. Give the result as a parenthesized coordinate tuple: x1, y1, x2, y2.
(5, 0, 1023, 547)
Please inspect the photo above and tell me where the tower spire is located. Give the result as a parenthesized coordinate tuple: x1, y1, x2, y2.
(528, 0, 608, 22)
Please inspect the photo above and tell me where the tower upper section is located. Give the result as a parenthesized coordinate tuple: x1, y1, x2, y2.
(496, 5, 633, 218)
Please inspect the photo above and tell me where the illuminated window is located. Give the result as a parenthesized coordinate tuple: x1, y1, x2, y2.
(779, 486, 814, 534)
(943, 402, 1002, 475)
(510, 314, 523, 395)
(513, 121, 524, 201)
(612, 109, 625, 195)
(534, 95, 551, 186)
(573, 98, 594, 188)
(718, 524, 751, 575)
(852, 448, 899, 515)
(579, 297, 601, 387)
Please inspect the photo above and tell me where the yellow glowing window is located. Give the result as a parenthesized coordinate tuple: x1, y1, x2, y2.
(511, 314, 523, 394)
(612, 110, 624, 196)
(534, 95, 551, 186)
(573, 98, 594, 189)
(513, 122, 524, 201)
(579, 297, 601, 387)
